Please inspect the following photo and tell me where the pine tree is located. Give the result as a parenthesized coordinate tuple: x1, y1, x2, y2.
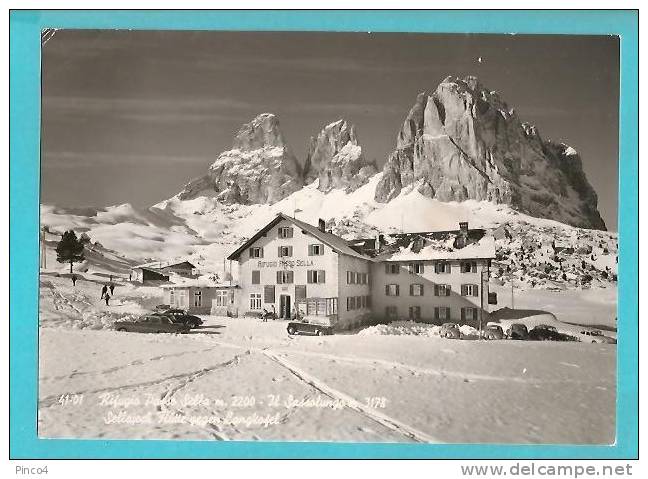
(56, 230, 85, 273)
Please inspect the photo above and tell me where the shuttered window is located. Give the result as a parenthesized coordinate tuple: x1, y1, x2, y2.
(386, 306, 397, 318)
(278, 227, 294, 238)
(461, 307, 478, 321)
(434, 261, 450, 273)
(278, 246, 293, 257)
(276, 270, 294, 284)
(434, 284, 451, 296)
(385, 284, 400, 296)
(249, 247, 263, 258)
(410, 284, 424, 296)
(434, 307, 450, 320)
(461, 284, 479, 297)
(264, 285, 275, 304)
(309, 244, 324, 256)
(385, 263, 399, 274)
(461, 261, 478, 273)
(409, 263, 424, 274)
(251, 270, 260, 284)
(295, 285, 307, 300)
(409, 306, 421, 320)
(307, 270, 326, 284)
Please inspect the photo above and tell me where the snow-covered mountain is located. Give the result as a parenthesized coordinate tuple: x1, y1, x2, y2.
(375, 76, 605, 230)
(40, 75, 615, 288)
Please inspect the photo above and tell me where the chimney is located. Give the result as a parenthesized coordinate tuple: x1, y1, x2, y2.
(459, 221, 469, 234)
(318, 218, 326, 232)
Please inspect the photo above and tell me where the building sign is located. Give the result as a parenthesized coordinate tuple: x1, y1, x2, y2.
(257, 259, 314, 269)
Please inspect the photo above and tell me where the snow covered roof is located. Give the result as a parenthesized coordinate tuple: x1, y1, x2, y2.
(133, 260, 195, 270)
(227, 213, 373, 261)
(370, 229, 496, 262)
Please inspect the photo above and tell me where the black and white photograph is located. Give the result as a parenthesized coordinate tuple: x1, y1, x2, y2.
(38, 29, 619, 444)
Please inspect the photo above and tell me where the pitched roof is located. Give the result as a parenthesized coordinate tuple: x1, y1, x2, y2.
(134, 260, 196, 270)
(227, 213, 372, 261)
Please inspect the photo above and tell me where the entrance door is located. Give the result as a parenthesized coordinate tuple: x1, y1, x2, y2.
(279, 295, 291, 319)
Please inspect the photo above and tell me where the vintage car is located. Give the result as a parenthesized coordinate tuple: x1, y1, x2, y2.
(286, 321, 334, 336)
(528, 324, 577, 342)
(114, 314, 191, 334)
(153, 308, 203, 328)
(440, 322, 462, 339)
(580, 329, 617, 344)
(482, 324, 505, 340)
(505, 323, 529, 340)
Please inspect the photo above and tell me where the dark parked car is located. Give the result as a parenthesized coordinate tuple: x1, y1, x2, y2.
(153, 308, 203, 328)
(286, 321, 334, 336)
(115, 315, 191, 334)
(440, 322, 462, 339)
(528, 324, 577, 342)
(506, 323, 529, 340)
(482, 324, 504, 340)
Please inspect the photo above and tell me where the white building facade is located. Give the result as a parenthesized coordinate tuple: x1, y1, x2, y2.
(227, 214, 495, 329)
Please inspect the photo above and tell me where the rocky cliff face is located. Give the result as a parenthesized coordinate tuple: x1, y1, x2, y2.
(303, 119, 377, 192)
(375, 76, 606, 230)
(178, 113, 304, 204)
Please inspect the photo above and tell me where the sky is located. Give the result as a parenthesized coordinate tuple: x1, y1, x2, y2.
(41, 30, 620, 230)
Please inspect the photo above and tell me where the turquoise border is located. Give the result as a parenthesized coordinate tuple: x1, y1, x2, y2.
(10, 10, 638, 459)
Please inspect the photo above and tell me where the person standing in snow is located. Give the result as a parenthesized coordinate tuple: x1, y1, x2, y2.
(71, 274, 77, 286)
(109, 282, 115, 296)
(100, 284, 108, 299)
(104, 292, 111, 306)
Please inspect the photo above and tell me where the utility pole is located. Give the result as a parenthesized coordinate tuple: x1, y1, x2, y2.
(479, 269, 486, 340)
(511, 279, 514, 309)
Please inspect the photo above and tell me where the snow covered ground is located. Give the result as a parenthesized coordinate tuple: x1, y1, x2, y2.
(38, 274, 616, 444)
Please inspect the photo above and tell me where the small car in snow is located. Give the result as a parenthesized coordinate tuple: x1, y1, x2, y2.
(482, 324, 504, 340)
(153, 308, 203, 328)
(440, 322, 462, 339)
(528, 325, 576, 342)
(580, 330, 617, 344)
(286, 321, 334, 336)
(506, 323, 529, 340)
(114, 314, 191, 334)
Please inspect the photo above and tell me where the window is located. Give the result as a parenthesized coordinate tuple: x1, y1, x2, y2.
(462, 307, 479, 321)
(276, 270, 294, 284)
(435, 261, 451, 274)
(347, 271, 355, 284)
(307, 270, 326, 284)
(347, 296, 356, 311)
(461, 284, 479, 297)
(362, 273, 368, 285)
(295, 285, 307, 301)
(434, 306, 451, 320)
(249, 247, 263, 258)
(251, 270, 260, 284)
(360, 296, 366, 308)
(435, 284, 451, 296)
(278, 226, 293, 238)
(215, 290, 229, 307)
(264, 285, 275, 303)
(309, 244, 324, 256)
(386, 306, 398, 318)
(385, 284, 400, 296)
(409, 263, 424, 274)
(278, 246, 293, 257)
(409, 306, 421, 320)
(410, 284, 424, 296)
(169, 289, 175, 305)
(385, 263, 400, 275)
(193, 291, 202, 307)
(250, 293, 262, 310)
(366, 295, 371, 309)
(461, 261, 478, 273)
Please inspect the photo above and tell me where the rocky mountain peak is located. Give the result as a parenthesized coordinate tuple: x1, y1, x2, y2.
(232, 113, 287, 151)
(375, 75, 606, 230)
(303, 119, 377, 192)
(177, 113, 303, 205)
